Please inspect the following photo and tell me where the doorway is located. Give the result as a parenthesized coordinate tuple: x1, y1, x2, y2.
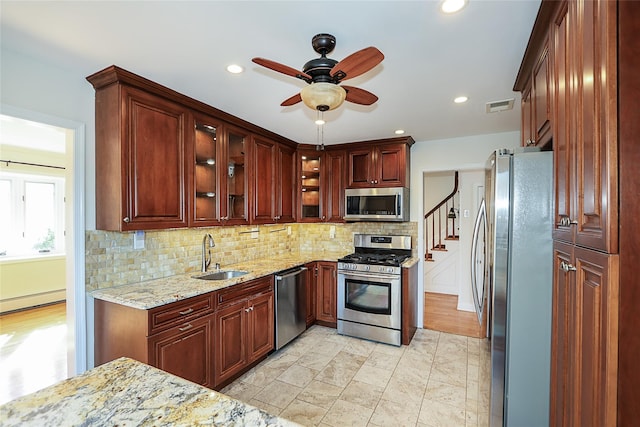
(0, 105, 86, 398)
(423, 169, 484, 338)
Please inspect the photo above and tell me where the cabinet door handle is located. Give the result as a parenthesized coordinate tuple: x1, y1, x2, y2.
(526, 139, 536, 146)
(178, 323, 193, 331)
(560, 261, 577, 272)
(244, 306, 254, 312)
(123, 217, 130, 223)
(179, 308, 194, 315)
(569, 219, 578, 225)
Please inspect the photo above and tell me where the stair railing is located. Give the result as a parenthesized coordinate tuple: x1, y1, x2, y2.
(424, 171, 458, 261)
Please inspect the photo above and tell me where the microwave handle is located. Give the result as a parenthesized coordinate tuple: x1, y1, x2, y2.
(396, 193, 400, 217)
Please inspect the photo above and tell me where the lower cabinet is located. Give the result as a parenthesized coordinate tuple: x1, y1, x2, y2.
(94, 276, 274, 391)
(550, 241, 619, 427)
(305, 262, 317, 327)
(148, 315, 213, 388)
(315, 261, 337, 327)
(214, 276, 274, 387)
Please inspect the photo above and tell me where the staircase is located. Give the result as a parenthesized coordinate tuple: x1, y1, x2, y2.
(425, 171, 460, 262)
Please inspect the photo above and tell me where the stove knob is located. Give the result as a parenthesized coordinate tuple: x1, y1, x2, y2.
(387, 267, 394, 273)
(378, 266, 385, 273)
(364, 265, 370, 271)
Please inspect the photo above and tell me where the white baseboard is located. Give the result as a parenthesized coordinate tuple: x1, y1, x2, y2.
(457, 301, 476, 312)
(0, 290, 66, 313)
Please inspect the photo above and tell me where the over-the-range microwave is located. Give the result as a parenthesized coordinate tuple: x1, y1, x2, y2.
(344, 187, 410, 222)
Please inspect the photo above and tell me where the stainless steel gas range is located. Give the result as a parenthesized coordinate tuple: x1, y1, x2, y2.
(337, 234, 412, 346)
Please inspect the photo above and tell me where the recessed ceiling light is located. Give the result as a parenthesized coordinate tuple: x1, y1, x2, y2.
(226, 64, 244, 74)
(441, 0, 467, 14)
(395, 129, 405, 135)
(454, 96, 468, 103)
(315, 119, 325, 125)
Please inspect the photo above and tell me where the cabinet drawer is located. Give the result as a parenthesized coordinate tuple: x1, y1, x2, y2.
(216, 276, 274, 309)
(148, 294, 213, 335)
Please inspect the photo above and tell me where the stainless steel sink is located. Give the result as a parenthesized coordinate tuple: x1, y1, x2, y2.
(194, 270, 248, 281)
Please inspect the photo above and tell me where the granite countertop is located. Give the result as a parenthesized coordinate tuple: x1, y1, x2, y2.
(0, 357, 300, 427)
(91, 251, 420, 310)
(91, 251, 350, 310)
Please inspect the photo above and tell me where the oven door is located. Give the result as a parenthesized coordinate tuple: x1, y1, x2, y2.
(337, 271, 401, 330)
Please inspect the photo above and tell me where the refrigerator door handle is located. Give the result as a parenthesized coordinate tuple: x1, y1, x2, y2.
(471, 198, 486, 325)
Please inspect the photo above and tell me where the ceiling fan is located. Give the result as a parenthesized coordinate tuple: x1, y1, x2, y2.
(252, 33, 384, 112)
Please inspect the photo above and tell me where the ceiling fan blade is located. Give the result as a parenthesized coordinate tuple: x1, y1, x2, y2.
(331, 47, 384, 82)
(343, 86, 379, 106)
(281, 93, 302, 107)
(252, 58, 312, 82)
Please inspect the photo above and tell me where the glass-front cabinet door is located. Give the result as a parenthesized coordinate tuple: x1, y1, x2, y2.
(299, 151, 322, 221)
(191, 114, 249, 226)
(222, 125, 248, 225)
(193, 120, 219, 224)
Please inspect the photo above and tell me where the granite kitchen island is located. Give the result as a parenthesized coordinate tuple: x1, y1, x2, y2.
(0, 357, 300, 426)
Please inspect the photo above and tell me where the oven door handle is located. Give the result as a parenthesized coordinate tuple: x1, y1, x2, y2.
(339, 272, 399, 282)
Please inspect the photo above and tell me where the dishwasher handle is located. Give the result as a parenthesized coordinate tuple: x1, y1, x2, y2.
(275, 266, 307, 281)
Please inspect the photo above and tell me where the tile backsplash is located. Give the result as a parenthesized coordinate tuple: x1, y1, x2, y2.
(85, 222, 417, 291)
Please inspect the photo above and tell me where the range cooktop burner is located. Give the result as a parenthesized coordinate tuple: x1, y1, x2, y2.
(338, 252, 410, 267)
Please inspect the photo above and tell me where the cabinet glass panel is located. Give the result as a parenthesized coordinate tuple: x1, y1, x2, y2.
(194, 123, 217, 220)
(301, 154, 321, 219)
(227, 130, 246, 220)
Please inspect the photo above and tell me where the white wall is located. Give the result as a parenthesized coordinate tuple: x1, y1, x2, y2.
(1, 47, 97, 229)
(410, 131, 521, 323)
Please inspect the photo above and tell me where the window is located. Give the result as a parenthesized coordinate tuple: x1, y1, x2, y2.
(0, 172, 65, 257)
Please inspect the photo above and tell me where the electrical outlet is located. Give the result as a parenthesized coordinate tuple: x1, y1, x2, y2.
(329, 225, 336, 239)
(134, 230, 145, 249)
(464, 209, 470, 218)
(287, 226, 292, 235)
(251, 231, 259, 239)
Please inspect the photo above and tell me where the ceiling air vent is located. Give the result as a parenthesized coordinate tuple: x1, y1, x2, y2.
(486, 98, 514, 113)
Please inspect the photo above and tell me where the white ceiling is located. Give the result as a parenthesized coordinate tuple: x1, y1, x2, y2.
(0, 1, 540, 146)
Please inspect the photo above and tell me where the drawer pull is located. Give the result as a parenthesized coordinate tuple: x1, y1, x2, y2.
(178, 323, 193, 331)
(179, 308, 194, 315)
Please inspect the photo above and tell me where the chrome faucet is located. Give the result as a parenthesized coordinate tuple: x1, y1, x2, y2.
(201, 233, 215, 272)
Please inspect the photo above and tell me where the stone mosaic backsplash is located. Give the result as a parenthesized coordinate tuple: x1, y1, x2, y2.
(85, 222, 417, 291)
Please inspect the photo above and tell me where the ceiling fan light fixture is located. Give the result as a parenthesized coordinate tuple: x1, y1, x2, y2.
(441, 0, 467, 14)
(301, 83, 346, 111)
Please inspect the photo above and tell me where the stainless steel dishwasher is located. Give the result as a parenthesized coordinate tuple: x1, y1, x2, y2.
(274, 266, 307, 350)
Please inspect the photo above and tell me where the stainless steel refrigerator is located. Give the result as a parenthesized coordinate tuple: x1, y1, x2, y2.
(471, 148, 553, 427)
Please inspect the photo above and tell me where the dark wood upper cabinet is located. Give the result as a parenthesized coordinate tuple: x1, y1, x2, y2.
(519, 39, 551, 148)
(325, 149, 347, 222)
(251, 136, 296, 224)
(296, 147, 346, 222)
(277, 143, 296, 223)
(87, 72, 188, 231)
(345, 137, 413, 188)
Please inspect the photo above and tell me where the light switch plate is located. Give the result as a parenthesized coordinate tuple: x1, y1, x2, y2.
(251, 231, 259, 239)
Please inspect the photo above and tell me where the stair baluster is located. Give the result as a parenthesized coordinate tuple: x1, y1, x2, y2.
(424, 171, 459, 262)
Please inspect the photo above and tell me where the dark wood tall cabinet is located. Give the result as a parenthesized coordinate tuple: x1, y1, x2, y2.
(515, 1, 639, 425)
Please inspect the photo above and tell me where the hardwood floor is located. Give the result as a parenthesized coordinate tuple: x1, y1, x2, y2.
(0, 302, 67, 404)
(423, 292, 484, 338)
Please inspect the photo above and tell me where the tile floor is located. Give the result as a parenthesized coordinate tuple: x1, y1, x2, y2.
(221, 326, 491, 426)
